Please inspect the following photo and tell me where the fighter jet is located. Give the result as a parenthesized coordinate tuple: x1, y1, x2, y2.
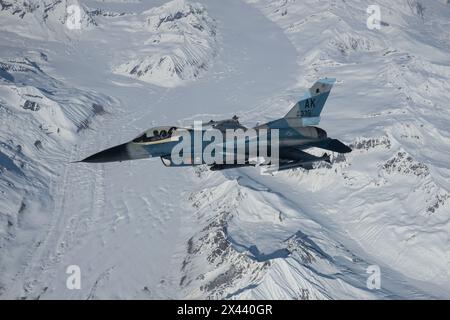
(80, 78, 351, 171)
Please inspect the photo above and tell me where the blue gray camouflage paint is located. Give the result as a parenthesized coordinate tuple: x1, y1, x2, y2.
(80, 78, 351, 172)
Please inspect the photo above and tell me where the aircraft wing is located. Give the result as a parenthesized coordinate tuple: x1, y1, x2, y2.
(205, 115, 247, 132)
(206, 148, 330, 172)
(213, 122, 247, 132)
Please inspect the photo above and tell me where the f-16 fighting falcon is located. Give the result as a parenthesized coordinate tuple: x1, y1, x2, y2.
(79, 78, 351, 172)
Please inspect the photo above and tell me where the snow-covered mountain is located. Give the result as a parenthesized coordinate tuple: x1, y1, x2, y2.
(0, 0, 96, 37)
(113, 0, 217, 87)
(0, 53, 114, 298)
(0, 0, 449, 299)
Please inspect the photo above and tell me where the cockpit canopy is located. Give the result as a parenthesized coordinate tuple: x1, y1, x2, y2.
(132, 126, 178, 143)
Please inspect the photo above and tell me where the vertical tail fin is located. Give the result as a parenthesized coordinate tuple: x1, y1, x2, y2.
(284, 78, 335, 126)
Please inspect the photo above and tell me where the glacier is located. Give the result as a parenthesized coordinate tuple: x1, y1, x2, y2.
(0, 0, 449, 299)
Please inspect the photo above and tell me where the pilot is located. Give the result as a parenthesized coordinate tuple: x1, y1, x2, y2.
(150, 130, 160, 141)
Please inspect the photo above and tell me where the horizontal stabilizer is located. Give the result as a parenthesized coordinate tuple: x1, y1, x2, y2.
(314, 138, 352, 153)
(280, 148, 328, 163)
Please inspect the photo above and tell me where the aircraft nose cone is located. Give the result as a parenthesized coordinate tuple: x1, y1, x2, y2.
(81, 143, 130, 163)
